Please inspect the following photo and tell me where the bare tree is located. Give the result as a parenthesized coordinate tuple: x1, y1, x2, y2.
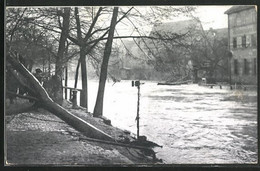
(93, 7, 119, 117)
(54, 7, 71, 104)
(190, 17, 229, 83)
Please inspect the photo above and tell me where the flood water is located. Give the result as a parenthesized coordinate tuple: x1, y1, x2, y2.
(68, 80, 257, 164)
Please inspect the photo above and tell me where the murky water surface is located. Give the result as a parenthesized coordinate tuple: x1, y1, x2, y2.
(70, 80, 257, 164)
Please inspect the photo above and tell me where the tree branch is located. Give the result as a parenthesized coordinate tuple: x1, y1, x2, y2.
(83, 7, 103, 42)
(9, 8, 28, 44)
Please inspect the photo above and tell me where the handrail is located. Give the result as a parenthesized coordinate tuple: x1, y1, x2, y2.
(62, 86, 83, 92)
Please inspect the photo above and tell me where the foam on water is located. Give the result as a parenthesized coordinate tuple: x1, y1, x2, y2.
(67, 80, 257, 164)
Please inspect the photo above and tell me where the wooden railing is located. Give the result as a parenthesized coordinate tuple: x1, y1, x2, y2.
(62, 86, 85, 107)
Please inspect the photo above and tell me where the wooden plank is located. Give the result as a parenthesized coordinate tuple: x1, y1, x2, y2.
(63, 86, 83, 92)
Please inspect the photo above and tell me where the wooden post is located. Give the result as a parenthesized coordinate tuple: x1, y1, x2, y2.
(72, 90, 78, 108)
(69, 89, 72, 101)
(80, 90, 83, 107)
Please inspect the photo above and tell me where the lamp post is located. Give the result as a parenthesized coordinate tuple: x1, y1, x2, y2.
(132, 80, 141, 139)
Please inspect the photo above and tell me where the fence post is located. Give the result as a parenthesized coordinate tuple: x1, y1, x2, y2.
(64, 88, 67, 100)
(69, 89, 72, 101)
(72, 90, 78, 108)
(80, 90, 83, 107)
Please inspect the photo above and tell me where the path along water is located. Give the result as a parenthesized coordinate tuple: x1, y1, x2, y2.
(68, 80, 257, 164)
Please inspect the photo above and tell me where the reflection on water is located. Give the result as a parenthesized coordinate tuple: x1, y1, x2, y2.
(69, 80, 257, 164)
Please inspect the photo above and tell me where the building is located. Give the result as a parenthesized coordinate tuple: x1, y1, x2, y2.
(116, 20, 200, 81)
(225, 5, 257, 85)
(118, 19, 230, 82)
(117, 39, 162, 80)
(148, 19, 202, 82)
(148, 20, 230, 83)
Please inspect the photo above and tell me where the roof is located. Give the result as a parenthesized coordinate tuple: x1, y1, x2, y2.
(224, 5, 255, 14)
(150, 19, 202, 35)
(211, 28, 228, 38)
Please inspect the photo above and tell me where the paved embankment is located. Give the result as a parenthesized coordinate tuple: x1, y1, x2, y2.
(5, 104, 156, 166)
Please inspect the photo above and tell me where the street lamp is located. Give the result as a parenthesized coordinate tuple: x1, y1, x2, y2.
(132, 80, 141, 139)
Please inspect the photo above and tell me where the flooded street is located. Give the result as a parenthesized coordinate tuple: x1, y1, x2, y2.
(70, 80, 257, 164)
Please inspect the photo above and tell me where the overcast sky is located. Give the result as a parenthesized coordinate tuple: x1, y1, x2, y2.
(115, 5, 233, 36)
(194, 5, 232, 30)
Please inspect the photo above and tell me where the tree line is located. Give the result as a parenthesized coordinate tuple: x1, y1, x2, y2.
(6, 6, 199, 118)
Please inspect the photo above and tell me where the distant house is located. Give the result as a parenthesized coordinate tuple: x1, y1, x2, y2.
(148, 20, 229, 83)
(225, 5, 257, 85)
(150, 19, 202, 36)
(119, 19, 229, 82)
(202, 28, 229, 82)
(147, 19, 203, 82)
(118, 39, 161, 80)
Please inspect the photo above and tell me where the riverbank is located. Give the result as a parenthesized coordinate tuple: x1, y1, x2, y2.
(5, 100, 161, 166)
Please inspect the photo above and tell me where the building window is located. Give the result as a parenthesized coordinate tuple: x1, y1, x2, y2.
(234, 59, 238, 75)
(253, 58, 257, 75)
(251, 34, 257, 47)
(237, 37, 242, 48)
(233, 37, 237, 49)
(244, 59, 249, 75)
(242, 35, 247, 48)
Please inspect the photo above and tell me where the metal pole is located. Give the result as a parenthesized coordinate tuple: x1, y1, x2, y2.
(136, 84, 140, 139)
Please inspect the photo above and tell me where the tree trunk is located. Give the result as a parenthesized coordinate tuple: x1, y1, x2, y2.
(75, 7, 88, 110)
(6, 53, 114, 141)
(55, 7, 71, 105)
(48, 52, 51, 77)
(80, 47, 88, 109)
(193, 69, 199, 83)
(93, 7, 119, 117)
(64, 64, 68, 99)
(74, 58, 80, 89)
